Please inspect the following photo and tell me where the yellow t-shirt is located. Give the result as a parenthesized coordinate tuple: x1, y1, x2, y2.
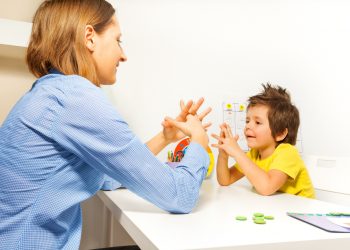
(236, 143, 315, 198)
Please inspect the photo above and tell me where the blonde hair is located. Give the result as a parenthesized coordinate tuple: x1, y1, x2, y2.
(26, 0, 115, 86)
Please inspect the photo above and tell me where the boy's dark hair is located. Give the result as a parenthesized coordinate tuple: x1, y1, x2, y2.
(247, 83, 300, 145)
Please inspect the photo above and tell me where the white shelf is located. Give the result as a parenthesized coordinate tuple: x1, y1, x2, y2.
(0, 18, 32, 48)
(0, 18, 31, 60)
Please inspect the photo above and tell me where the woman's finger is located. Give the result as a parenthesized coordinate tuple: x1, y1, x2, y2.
(197, 107, 212, 121)
(161, 120, 169, 128)
(180, 99, 185, 110)
(188, 97, 204, 114)
(178, 100, 193, 120)
(202, 122, 212, 129)
(164, 116, 179, 127)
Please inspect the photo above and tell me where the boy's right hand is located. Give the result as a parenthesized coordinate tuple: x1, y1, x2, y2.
(211, 123, 241, 158)
(217, 125, 229, 158)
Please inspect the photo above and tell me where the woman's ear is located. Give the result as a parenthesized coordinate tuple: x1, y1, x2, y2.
(85, 25, 95, 52)
(276, 128, 288, 142)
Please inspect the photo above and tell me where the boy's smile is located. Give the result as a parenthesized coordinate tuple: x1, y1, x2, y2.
(244, 104, 277, 159)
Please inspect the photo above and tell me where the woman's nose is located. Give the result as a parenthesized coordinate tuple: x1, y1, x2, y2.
(120, 50, 127, 62)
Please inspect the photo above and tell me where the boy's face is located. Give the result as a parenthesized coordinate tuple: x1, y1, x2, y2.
(244, 104, 277, 151)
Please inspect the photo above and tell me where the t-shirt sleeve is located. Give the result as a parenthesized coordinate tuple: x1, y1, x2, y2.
(269, 145, 301, 180)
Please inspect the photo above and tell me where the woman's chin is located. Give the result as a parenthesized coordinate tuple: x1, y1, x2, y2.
(100, 76, 116, 85)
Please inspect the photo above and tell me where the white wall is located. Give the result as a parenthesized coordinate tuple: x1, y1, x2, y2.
(110, 0, 350, 164)
(0, 53, 34, 123)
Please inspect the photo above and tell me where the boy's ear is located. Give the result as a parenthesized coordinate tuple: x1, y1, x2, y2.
(276, 128, 288, 142)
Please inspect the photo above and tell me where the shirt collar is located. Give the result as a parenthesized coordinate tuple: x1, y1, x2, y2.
(31, 68, 64, 90)
(48, 68, 64, 75)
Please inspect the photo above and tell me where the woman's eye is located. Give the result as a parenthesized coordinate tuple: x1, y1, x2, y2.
(116, 40, 123, 48)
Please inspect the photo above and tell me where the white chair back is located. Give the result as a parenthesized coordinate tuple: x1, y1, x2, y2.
(303, 155, 350, 207)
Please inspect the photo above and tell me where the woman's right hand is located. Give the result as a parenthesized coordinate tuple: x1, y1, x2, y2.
(162, 98, 212, 144)
(163, 114, 208, 149)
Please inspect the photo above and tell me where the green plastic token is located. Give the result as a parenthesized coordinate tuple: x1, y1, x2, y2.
(264, 215, 274, 220)
(253, 213, 264, 217)
(235, 216, 247, 221)
(253, 218, 266, 224)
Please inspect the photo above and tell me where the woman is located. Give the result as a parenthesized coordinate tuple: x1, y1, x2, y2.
(0, 0, 211, 249)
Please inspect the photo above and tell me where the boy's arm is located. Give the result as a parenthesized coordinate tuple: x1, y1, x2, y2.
(212, 123, 287, 194)
(216, 152, 244, 186)
(233, 150, 288, 195)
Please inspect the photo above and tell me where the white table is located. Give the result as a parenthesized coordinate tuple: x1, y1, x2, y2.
(98, 179, 350, 250)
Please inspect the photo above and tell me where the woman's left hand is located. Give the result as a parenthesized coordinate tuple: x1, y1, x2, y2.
(162, 97, 212, 143)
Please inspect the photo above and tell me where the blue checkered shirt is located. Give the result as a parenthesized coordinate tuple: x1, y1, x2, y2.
(0, 71, 209, 249)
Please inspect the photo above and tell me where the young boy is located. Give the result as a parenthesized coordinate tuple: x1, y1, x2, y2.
(211, 84, 315, 198)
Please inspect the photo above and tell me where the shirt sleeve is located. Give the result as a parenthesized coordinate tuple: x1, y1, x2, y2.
(101, 175, 123, 190)
(269, 145, 301, 180)
(52, 82, 209, 213)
